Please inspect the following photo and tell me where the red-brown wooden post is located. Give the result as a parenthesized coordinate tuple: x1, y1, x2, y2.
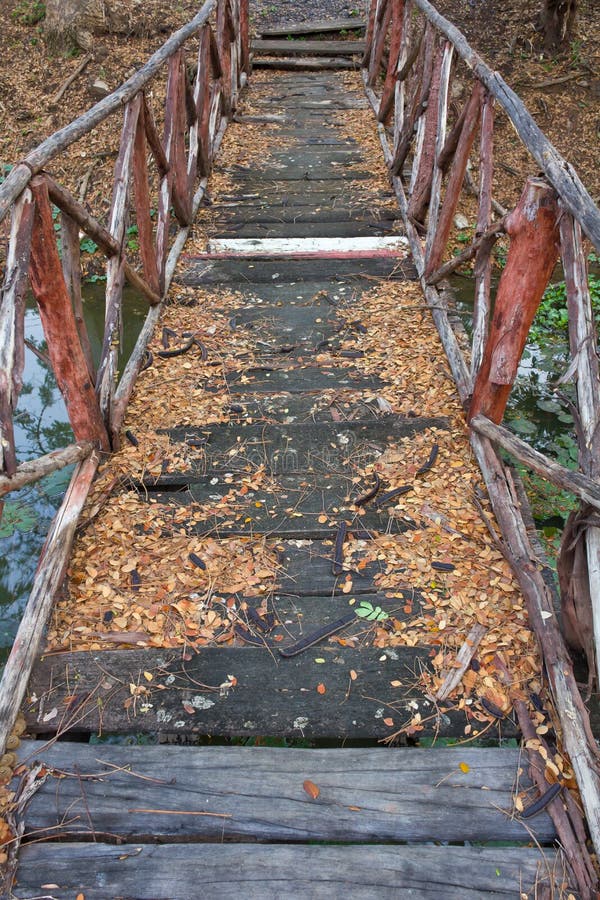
(424, 81, 483, 277)
(196, 25, 213, 177)
(368, 0, 393, 87)
(29, 177, 109, 451)
(407, 39, 443, 220)
(239, 0, 250, 75)
(469, 177, 560, 424)
(362, 0, 378, 66)
(217, 0, 233, 116)
(133, 104, 161, 296)
(378, 0, 405, 124)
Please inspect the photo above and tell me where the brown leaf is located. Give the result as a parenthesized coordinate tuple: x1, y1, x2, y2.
(303, 779, 320, 800)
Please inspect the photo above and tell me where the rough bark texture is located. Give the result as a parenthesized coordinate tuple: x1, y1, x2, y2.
(540, 0, 578, 50)
(45, 0, 148, 49)
(469, 178, 560, 423)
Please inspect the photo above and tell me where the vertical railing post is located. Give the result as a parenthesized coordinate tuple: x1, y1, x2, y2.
(469, 177, 560, 423)
(29, 176, 109, 450)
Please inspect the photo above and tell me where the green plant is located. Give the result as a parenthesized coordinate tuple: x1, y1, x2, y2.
(11, 0, 45, 25)
(126, 224, 139, 252)
(79, 236, 98, 255)
(530, 265, 600, 345)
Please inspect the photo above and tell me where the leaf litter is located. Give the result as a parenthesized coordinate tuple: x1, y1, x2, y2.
(44, 70, 545, 742)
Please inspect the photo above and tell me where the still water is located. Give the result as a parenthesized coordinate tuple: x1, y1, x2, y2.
(0, 286, 147, 665)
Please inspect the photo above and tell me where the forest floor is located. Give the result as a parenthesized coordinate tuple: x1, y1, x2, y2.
(0, 0, 598, 211)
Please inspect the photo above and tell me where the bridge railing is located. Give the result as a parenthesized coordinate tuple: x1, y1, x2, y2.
(0, 0, 248, 759)
(0, 0, 249, 493)
(362, 0, 600, 884)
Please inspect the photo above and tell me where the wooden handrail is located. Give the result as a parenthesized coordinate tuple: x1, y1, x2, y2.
(361, 0, 600, 889)
(0, 0, 217, 224)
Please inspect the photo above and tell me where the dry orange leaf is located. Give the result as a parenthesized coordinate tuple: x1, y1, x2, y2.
(317, 683, 326, 695)
(383, 717, 394, 726)
(303, 779, 320, 800)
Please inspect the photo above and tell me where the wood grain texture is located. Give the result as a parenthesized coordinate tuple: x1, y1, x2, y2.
(24, 646, 515, 739)
(18, 742, 556, 844)
(13, 843, 566, 898)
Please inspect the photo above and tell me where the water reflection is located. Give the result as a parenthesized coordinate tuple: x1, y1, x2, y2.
(0, 286, 147, 664)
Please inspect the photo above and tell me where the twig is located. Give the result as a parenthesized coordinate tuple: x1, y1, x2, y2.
(435, 623, 487, 701)
(50, 54, 93, 107)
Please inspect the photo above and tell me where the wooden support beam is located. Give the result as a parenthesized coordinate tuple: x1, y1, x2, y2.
(376, 0, 403, 111)
(46, 175, 161, 306)
(407, 39, 445, 222)
(558, 213, 600, 689)
(0, 454, 99, 756)
(0, 441, 93, 498)
(425, 81, 483, 277)
(60, 211, 95, 381)
(425, 218, 504, 286)
(0, 189, 34, 477)
(133, 105, 161, 296)
(470, 414, 600, 513)
(469, 178, 560, 423)
(471, 92, 495, 378)
(29, 176, 109, 451)
(96, 95, 140, 423)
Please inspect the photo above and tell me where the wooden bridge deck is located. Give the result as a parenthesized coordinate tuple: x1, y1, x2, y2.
(12, 68, 571, 896)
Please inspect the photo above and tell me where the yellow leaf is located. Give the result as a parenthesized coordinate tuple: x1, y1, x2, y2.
(459, 762, 470, 774)
(143, 671, 153, 682)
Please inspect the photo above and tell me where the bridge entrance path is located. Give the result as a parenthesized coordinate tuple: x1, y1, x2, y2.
(13, 68, 568, 897)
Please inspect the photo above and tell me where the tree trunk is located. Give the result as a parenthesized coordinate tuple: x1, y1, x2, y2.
(540, 0, 578, 51)
(45, 0, 143, 50)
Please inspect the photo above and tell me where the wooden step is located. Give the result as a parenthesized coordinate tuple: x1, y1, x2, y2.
(253, 56, 359, 70)
(13, 843, 566, 898)
(259, 17, 367, 38)
(25, 645, 517, 740)
(206, 236, 409, 258)
(178, 256, 417, 285)
(18, 742, 555, 845)
(162, 417, 447, 476)
(252, 39, 365, 57)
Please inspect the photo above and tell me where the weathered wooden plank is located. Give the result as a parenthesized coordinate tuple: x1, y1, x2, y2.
(252, 39, 365, 56)
(214, 220, 401, 239)
(162, 417, 446, 476)
(179, 256, 417, 284)
(13, 844, 564, 897)
(146, 472, 419, 538)
(207, 236, 409, 258)
(252, 56, 358, 71)
(25, 646, 505, 739)
(259, 18, 367, 38)
(18, 743, 555, 844)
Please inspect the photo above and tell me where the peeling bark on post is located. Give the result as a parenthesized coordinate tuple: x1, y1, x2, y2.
(558, 214, 600, 689)
(29, 177, 109, 450)
(0, 190, 34, 477)
(133, 104, 161, 296)
(407, 40, 444, 222)
(60, 211, 95, 381)
(471, 92, 494, 378)
(469, 178, 560, 423)
(376, 0, 403, 111)
(425, 81, 483, 277)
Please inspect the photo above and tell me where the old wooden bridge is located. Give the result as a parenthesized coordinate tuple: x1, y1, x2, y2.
(1, 0, 600, 896)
